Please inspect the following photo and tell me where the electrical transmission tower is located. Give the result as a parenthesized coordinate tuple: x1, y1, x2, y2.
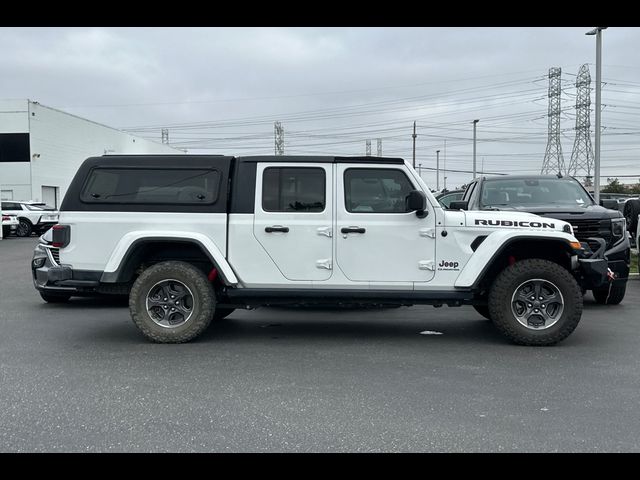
(274, 122, 284, 155)
(365, 139, 371, 156)
(567, 64, 594, 185)
(541, 67, 566, 175)
(161, 128, 169, 144)
(377, 138, 382, 157)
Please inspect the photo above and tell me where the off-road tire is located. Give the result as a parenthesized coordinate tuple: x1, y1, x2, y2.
(592, 282, 627, 305)
(213, 307, 235, 321)
(473, 305, 492, 320)
(39, 291, 71, 303)
(488, 259, 583, 346)
(129, 261, 214, 343)
(17, 219, 32, 237)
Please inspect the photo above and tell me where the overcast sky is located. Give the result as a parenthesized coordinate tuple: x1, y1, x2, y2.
(2, 26, 639, 188)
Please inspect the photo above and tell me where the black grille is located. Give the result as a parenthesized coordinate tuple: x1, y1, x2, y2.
(569, 219, 611, 248)
(50, 248, 60, 265)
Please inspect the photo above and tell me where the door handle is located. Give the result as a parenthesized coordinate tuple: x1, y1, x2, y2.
(265, 225, 289, 233)
(341, 226, 366, 234)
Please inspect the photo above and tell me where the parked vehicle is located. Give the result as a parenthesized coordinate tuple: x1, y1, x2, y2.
(2, 213, 19, 237)
(598, 193, 637, 213)
(32, 155, 611, 346)
(453, 175, 631, 305)
(1, 201, 59, 237)
(623, 198, 640, 247)
(435, 189, 465, 209)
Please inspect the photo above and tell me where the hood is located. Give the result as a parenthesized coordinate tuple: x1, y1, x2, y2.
(483, 203, 621, 219)
(460, 209, 572, 234)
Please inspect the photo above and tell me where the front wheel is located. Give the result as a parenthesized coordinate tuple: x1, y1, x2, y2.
(592, 282, 627, 305)
(129, 261, 215, 343)
(488, 259, 583, 346)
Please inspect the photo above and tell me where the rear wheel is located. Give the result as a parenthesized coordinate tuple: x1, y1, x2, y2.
(488, 259, 583, 346)
(16, 219, 32, 237)
(40, 291, 71, 303)
(129, 261, 214, 343)
(592, 282, 627, 305)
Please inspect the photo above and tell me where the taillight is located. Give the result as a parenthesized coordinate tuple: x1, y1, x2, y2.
(52, 224, 70, 248)
(1, 215, 9, 221)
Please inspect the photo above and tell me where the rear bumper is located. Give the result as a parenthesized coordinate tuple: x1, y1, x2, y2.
(32, 243, 101, 296)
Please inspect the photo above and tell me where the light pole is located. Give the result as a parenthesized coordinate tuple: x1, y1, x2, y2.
(586, 27, 607, 204)
(472, 119, 479, 179)
(436, 150, 440, 191)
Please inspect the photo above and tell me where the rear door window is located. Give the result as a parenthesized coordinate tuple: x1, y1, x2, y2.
(262, 167, 326, 212)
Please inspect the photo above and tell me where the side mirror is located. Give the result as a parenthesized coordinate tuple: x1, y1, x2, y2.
(449, 200, 469, 210)
(600, 199, 618, 210)
(406, 190, 428, 218)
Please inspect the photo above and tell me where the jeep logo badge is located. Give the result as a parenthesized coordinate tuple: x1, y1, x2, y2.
(438, 260, 460, 271)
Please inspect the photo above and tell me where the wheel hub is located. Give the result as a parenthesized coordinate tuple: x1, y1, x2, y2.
(511, 279, 564, 330)
(145, 279, 194, 328)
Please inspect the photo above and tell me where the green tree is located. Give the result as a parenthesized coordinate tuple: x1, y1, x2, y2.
(628, 182, 640, 195)
(601, 178, 627, 193)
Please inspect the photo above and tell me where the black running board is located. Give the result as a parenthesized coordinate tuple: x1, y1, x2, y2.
(222, 288, 474, 308)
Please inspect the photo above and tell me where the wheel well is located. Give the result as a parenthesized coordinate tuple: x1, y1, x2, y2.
(115, 240, 218, 284)
(474, 239, 574, 295)
(18, 217, 32, 225)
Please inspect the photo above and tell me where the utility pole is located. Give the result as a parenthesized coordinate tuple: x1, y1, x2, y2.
(541, 67, 566, 175)
(472, 119, 479, 179)
(412, 121, 417, 169)
(586, 27, 607, 204)
(365, 139, 371, 156)
(443, 139, 447, 191)
(161, 128, 169, 144)
(567, 64, 594, 184)
(436, 150, 440, 191)
(377, 138, 382, 157)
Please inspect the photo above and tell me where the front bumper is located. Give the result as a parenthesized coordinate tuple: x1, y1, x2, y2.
(576, 235, 631, 289)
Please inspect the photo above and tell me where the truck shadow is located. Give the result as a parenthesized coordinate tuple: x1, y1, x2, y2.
(47, 301, 608, 347)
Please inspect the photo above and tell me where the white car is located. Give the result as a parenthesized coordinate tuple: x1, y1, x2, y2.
(1, 201, 59, 237)
(33, 154, 610, 346)
(2, 213, 19, 237)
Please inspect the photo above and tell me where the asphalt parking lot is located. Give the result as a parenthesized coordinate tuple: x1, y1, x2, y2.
(1, 236, 639, 452)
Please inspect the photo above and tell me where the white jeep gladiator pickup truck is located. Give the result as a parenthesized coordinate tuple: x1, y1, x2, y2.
(32, 155, 611, 345)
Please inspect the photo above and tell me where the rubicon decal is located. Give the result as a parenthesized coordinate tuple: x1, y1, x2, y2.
(475, 219, 556, 228)
(438, 260, 460, 271)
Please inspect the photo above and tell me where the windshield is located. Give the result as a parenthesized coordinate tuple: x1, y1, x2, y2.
(481, 178, 594, 208)
(25, 204, 56, 211)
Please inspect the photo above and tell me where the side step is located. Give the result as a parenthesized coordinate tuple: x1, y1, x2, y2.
(223, 288, 474, 307)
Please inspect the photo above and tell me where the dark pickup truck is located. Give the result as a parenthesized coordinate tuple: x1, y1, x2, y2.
(450, 175, 630, 305)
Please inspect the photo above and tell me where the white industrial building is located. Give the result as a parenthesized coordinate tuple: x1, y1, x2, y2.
(0, 99, 181, 207)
